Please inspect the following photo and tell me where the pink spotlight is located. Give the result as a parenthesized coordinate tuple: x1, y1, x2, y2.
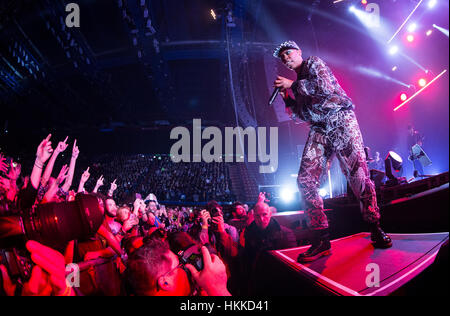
(407, 34, 415, 42)
(394, 69, 448, 111)
(418, 78, 427, 87)
(400, 93, 408, 101)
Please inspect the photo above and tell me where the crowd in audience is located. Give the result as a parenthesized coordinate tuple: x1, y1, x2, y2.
(0, 135, 297, 296)
(74, 154, 234, 203)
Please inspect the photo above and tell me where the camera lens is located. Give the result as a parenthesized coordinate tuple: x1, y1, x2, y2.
(0, 194, 104, 250)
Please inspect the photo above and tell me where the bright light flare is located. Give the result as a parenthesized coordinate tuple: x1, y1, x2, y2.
(319, 188, 328, 197)
(400, 93, 408, 101)
(407, 34, 415, 42)
(428, 0, 437, 9)
(418, 78, 427, 87)
(426, 29, 433, 36)
(280, 187, 295, 203)
(394, 69, 448, 111)
(389, 45, 399, 55)
(210, 9, 217, 20)
(407, 23, 418, 32)
(387, 0, 424, 44)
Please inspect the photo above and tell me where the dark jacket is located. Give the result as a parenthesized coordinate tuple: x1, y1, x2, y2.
(237, 218, 297, 295)
(243, 218, 296, 260)
(284, 56, 354, 129)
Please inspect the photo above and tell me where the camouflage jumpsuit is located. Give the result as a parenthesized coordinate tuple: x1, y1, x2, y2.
(284, 56, 380, 230)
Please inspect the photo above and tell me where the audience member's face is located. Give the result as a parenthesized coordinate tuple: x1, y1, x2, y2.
(254, 204, 271, 230)
(117, 207, 130, 223)
(149, 202, 157, 212)
(234, 205, 246, 218)
(105, 199, 118, 217)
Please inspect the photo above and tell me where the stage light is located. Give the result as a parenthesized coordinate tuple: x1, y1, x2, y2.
(407, 23, 418, 32)
(319, 188, 328, 198)
(361, 0, 367, 4)
(387, 0, 424, 44)
(418, 78, 427, 87)
(385, 151, 404, 186)
(394, 69, 448, 111)
(392, 66, 398, 71)
(428, 0, 437, 9)
(388, 45, 399, 55)
(280, 187, 295, 203)
(406, 34, 415, 42)
(210, 9, 217, 20)
(349, 6, 356, 12)
(433, 24, 449, 37)
(426, 29, 433, 36)
(400, 93, 408, 101)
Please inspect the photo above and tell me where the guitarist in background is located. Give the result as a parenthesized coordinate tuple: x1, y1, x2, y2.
(407, 125, 425, 178)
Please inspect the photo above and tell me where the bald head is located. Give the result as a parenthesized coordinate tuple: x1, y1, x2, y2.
(254, 202, 272, 230)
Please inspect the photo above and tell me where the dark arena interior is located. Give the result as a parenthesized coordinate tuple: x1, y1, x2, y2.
(0, 0, 448, 300)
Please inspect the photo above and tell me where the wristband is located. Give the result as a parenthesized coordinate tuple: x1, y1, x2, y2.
(34, 160, 44, 169)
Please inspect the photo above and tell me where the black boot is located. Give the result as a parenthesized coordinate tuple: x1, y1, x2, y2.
(370, 223, 393, 248)
(297, 229, 331, 263)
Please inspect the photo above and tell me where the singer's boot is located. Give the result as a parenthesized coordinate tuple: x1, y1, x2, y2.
(297, 229, 331, 263)
(370, 222, 393, 248)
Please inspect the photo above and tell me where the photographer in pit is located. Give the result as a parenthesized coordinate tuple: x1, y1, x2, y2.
(125, 238, 230, 296)
(188, 201, 238, 268)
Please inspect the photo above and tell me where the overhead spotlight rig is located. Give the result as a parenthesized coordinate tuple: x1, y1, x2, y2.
(210, 2, 236, 27)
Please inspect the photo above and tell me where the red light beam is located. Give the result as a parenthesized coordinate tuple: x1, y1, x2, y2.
(394, 69, 448, 111)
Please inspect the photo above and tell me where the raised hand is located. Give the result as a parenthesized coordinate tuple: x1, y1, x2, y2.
(96, 175, 104, 187)
(211, 214, 225, 233)
(36, 134, 53, 164)
(0, 153, 7, 173)
(81, 167, 90, 183)
(200, 210, 211, 227)
(71, 139, 79, 159)
(55, 136, 69, 154)
(258, 192, 268, 203)
(56, 165, 69, 185)
(7, 162, 21, 181)
(110, 179, 117, 192)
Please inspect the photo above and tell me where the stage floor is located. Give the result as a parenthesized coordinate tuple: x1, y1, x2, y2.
(271, 232, 449, 296)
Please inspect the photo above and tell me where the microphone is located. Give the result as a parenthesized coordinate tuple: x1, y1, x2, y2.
(269, 87, 281, 106)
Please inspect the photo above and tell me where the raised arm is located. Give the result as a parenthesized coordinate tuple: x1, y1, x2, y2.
(107, 179, 118, 197)
(41, 136, 68, 187)
(92, 175, 104, 193)
(31, 134, 53, 189)
(77, 167, 90, 193)
(42, 165, 69, 204)
(61, 140, 79, 192)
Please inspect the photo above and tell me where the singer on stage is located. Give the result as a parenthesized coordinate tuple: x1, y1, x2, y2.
(272, 41, 392, 263)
